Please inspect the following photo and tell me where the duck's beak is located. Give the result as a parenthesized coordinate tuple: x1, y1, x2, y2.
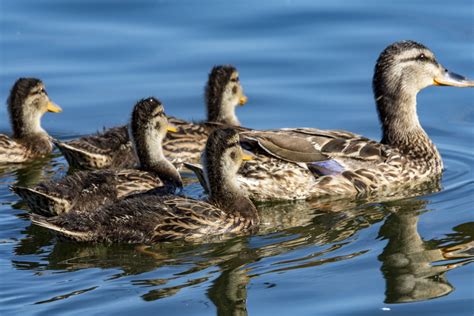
(242, 154, 253, 161)
(47, 101, 62, 113)
(241, 149, 254, 161)
(239, 95, 248, 106)
(167, 125, 178, 133)
(434, 70, 474, 87)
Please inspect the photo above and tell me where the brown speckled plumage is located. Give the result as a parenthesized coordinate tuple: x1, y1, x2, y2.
(13, 97, 182, 216)
(30, 128, 259, 243)
(56, 65, 247, 170)
(0, 78, 61, 163)
(191, 41, 473, 201)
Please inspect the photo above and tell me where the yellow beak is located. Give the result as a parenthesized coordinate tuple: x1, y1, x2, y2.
(47, 101, 62, 113)
(167, 125, 178, 133)
(242, 154, 253, 161)
(239, 95, 248, 106)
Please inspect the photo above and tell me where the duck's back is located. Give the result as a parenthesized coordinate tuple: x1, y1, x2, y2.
(163, 117, 212, 168)
(0, 134, 53, 163)
(13, 168, 162, 216)
(56, 125, 136, 169)
(57, 117, 212, 170)
(238, 127, 437, 200)
(31, 194, 253, 244)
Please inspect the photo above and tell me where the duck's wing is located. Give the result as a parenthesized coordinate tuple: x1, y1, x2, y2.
(30, 195, 237, 243)
(240, 131, 329, 163)
(280, 128, 388, 162)
(12, 169, 161, 216)
(163, 117, 211, 167)
(114, 169, 163, 198)
(239, 128, 392, 181)
(0, 134, 29, 163)
(55, 125, 136, 169)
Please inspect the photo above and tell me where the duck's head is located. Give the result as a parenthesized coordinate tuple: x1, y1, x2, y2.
(203, 128, 251, 198)
(373, 41, 474, 100)
(205, 65, 247, 126)
(203, 128, 256, 219)
(373, 41, 473, 143)
(7, 78, 62, 138)
(129, 97, 180, 186)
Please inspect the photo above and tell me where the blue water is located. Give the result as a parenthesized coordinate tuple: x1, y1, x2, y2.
(1, 1, 473, 315)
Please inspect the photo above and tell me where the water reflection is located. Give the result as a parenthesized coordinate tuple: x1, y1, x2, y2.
(378, 200, 474, 304)
(8, 176, 473, 311)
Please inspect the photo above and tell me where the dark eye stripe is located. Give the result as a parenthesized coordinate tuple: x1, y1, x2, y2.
(400, 56, 437, 65)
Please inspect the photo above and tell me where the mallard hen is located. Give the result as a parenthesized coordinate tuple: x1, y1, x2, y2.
(189, 41, 474, 201)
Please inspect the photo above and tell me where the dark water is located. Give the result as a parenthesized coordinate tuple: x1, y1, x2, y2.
(1, 1, 473, 315)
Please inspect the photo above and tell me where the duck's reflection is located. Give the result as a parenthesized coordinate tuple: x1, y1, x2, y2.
(377, 200, 473, 303)
(10, 186, 473, 311)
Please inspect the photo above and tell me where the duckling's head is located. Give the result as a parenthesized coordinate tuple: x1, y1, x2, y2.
(205, 65, 247, 126)
(7, 78, 62, 138)
(373, 40, 474, 100)
(130, 97, 179, 178)
(203, 128, 248, 197)
(203, 128, 256, 218)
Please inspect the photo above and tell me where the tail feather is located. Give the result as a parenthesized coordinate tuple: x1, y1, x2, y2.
(54, 140, 110, 169)
(10, 186, 71, 216)
(184, 162, 208, 193)
(30, 214, 94, 241)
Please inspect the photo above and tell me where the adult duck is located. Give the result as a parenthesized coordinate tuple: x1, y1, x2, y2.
(55, 65, 248, 170)
(30, 128, 259, 243)
(189, 41, 474, 201)
(0, 78, 62, 163)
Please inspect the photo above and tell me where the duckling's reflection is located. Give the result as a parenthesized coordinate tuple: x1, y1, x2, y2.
(378, 200, 474, 304)
(12, 180, 473, 311)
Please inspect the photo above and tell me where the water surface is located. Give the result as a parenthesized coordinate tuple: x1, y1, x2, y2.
(1, 1, 473, 315)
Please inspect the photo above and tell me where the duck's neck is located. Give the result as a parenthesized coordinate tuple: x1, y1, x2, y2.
(12, 110, 47, 139)
(205, 162, 259, 225)
(376, 92, 441, 165)
(131, 128, 182, 190)
(208, 99, 240, 126)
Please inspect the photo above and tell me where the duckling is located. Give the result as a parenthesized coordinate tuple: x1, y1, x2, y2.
(12, 97, 182, 216)
(55, 65, 248, 170)
(190, 41, 474, 200)
(30, 128, 259, 243)
(0, 78, 62, 163)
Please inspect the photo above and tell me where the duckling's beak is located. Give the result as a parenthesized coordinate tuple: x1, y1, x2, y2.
(47, 101, 62, 113)
(239, 95, 248, 106)
(167, 125, 178, 133)
(434, 70, 474, 87)
(241, 149, 254, 161)
(242, 154, 253, 161)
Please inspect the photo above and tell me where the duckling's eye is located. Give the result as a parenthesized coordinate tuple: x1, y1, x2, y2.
(230, 77, 239, 83)
(35, 88, 45, 95)
(230, 151, 237, 160)
(416, 53, 426, 61)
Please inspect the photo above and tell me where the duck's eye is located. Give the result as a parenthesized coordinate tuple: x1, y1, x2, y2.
(230, 151, 237, 160)
(35, 88, 45, 95)
(417, 53, 426, 61)
(230, 77, 239, 83)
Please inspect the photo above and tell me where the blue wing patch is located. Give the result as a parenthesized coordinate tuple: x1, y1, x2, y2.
(308, 160, 345, 176)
